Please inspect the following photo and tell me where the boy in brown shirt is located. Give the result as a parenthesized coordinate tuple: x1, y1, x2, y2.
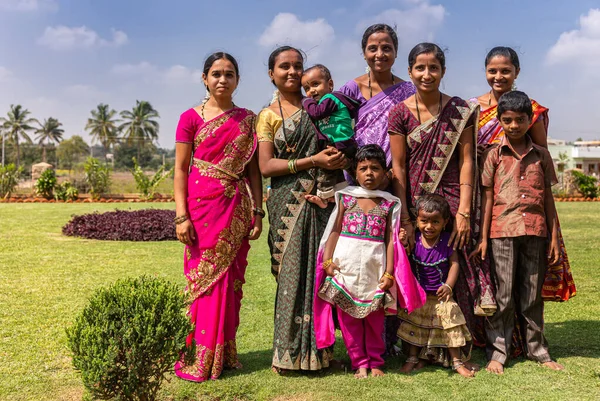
(471, 91, 563, 374)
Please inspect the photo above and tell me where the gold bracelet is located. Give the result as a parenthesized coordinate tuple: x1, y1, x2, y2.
(322, 258, 333, 270)
(293, 159, 298, 174)
(174, 215, 188, 225)
(383, 272, 395, 281)
(310, 155, 316, 167)
(288, 159, 297, 174)
(457, 211, 471, 219)
(441, 283, 453, 294)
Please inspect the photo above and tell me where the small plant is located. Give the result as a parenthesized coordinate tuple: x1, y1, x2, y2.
(84, 157, 111, 199)
(34, 169, 57, 199)
(54, 181, 79, 201)
(66, 275, 193, 401)
(131, 157, 173, 200)
(0, 163, 23, 198)
(62, 209, 176, 241)
(572, 170, 598, 199)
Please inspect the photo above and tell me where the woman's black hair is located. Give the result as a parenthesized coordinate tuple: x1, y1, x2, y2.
(361, 24, 398, 52)
(408, 42, 445, 70)
(497, 90, 533, 119)
(415, 193, 451, 220)
(304, 64, 332, 81)
(203, 52, 239, 77)
(354, 144, 387, 172)
(485, 46, 520, 69)
(268, 46, 304, 71)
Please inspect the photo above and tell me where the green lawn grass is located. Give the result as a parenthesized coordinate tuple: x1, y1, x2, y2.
(0, 203, 599, 401)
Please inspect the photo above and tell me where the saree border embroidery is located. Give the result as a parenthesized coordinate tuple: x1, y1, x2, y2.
(408, 100, 478, 195)
(186, 195, 252, 300)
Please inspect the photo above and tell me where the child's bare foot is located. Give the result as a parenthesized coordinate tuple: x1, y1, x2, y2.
(305, 194, 327, 208)
(400, 356, 419, 374)
(486, 360, 504, 375)
(452, 360, 475, 378)
(542, 361, 564, 371)
(371, 368, 385, 377)
(354, 367, 368, 379)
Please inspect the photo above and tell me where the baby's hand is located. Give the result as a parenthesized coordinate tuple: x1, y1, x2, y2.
(378, 275, 393, 291)
(436, 284, 452, 302)
(399, 228, 408, 246)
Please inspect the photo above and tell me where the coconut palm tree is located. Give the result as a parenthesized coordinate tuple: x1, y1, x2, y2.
(85, 104, 119, 154)
(0, 104, 37, 167)
(35, 117, 64, 162)
(119, 100, 159, 161)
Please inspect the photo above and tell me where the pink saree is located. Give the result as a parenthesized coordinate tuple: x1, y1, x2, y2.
(173, 107, 257, 382)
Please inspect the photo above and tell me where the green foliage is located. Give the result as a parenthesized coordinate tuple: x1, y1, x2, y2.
(131, 157, 173, 200)
(572, 170, 599, 199)
(0, 163, 22, 198)
(34, 169, 57, 199)
(84, 157, 111, 199)
(66, 275, 193, 401)
(54, 181, 79, 201)
(57, 136, 89, 171)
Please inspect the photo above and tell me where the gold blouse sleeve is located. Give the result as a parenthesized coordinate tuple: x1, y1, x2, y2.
(255, 109, 282, 143)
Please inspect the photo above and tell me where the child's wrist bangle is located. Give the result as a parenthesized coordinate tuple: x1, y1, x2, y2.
(441, 283, 453, 294)
(322, 258, 333, 270)
(383, 272, 395, 281)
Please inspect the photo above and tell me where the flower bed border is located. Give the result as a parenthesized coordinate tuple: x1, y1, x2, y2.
(0, 193, 174, 203)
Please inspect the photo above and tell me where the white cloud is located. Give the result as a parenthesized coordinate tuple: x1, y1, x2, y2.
(0, 0, 57, 11)
(0, 66, 13, 82)
(357, 1, 445, 48)
(546, 8, 600, 67)
(258, 13, 335, 57)
(37, 26, 128, 50)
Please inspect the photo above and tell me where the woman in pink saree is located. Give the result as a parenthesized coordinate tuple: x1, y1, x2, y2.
(173, 53, 263, 382)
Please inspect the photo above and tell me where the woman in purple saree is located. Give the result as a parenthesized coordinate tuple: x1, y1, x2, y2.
(173, 53, 263, 382)
(389, 44, 496, 356)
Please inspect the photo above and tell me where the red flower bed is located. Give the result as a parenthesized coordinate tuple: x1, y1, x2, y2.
(62, 209, 176, 241)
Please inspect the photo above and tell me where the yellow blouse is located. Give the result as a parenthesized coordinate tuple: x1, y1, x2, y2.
(255, 108, 283, 143)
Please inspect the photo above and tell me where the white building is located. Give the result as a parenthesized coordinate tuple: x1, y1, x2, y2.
(548, 139, 600, 175)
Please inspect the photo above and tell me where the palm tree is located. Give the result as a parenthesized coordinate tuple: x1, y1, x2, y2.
(35, 117, 64, 162)
(0, 105, 37, 167)
(85, 104, 119, 154)
(119, 101, 159, 161)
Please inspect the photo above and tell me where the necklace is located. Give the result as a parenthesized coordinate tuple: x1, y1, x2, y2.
(277, 95, 298, 154)
(421, 233, 441, 249)
(368, 70, 395, 99)
(201, 100, 236, 120)
(415, 92, 443, 123)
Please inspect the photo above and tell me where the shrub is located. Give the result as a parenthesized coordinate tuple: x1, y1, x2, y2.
(34, 169, 57, 199)
(66, 275, 193, 401)
(54, 181, 79, 201)
(131, 157, 173, 200)
(62, 209, 176, 241)
(84, 157, 111, 199)
(572, 170, 599, 199)
(0, 163, 22, 198)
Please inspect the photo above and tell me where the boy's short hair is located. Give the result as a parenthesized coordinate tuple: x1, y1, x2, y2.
(354, 144, 386, 171)
(415, 193, 451, 220)
(497, 91, 533, 119)
(304, 64, 332, 81)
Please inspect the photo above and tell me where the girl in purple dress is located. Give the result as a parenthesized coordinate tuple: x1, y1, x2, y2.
(397, 194, 475, 378)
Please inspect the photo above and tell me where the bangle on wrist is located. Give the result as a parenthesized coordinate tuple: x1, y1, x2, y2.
(460, 183, 473, 187)
(253, 207, 266, 218)
(174, 214, 189, 225)
(441, 282, 453, 294)
(383, 272, 395, 281)
(322, 258, 333, 270)
(310, 155, 316, 167)
(457, 211, 470, 219)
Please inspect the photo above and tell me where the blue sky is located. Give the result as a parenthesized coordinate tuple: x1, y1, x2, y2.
(1, 0, 599, 147)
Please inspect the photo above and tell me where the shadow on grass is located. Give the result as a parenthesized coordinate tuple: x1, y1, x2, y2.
(545, 320, 600, 358)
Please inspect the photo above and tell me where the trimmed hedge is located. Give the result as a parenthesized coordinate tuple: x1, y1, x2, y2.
(62, 209, 176, 241)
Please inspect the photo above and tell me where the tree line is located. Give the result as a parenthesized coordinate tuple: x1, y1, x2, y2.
(0, 100, 168, 173)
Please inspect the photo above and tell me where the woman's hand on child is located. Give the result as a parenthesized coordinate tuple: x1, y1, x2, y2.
(313, 146, 347, 171)
(449, 213, 471, 250)
(436, 284, 452, 302)
(378, 276, 394, 291)
(468, 240, 488, 262)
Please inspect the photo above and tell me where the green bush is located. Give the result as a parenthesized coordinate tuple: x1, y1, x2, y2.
(66, 275, 193, 401)
(34, 169, 57, 199)
(572, 170, 599, 199)
(54, 181, 79, 201)
(84, 157, 111, 199)
(131, 157, 173, 200)
(0, 163, 23, 198)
